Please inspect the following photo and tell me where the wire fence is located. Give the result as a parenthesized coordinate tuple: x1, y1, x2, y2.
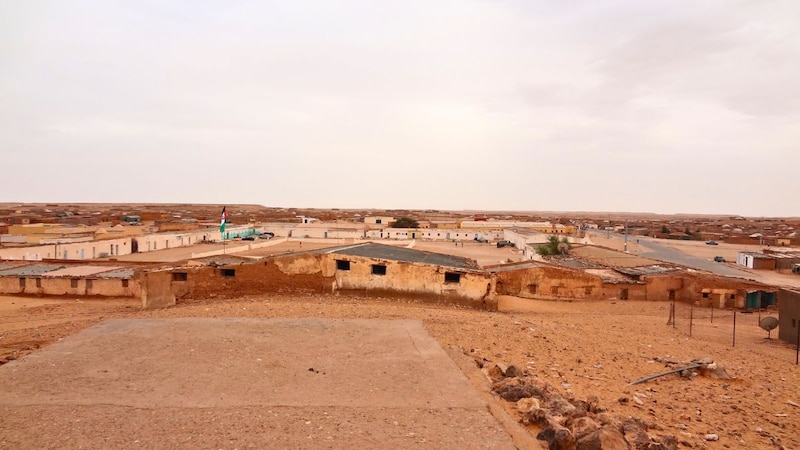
(667, 301, 800, 365)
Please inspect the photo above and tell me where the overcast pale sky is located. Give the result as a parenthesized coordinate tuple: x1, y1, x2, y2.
(1, 1, 797, 216)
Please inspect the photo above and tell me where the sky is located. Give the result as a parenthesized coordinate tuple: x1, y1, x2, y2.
(1, 0, 798, 216)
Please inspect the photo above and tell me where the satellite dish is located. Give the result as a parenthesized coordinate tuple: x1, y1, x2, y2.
(759, 316, 779, 339)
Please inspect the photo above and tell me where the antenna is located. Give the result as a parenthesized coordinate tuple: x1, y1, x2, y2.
(759, 316, 779, 339)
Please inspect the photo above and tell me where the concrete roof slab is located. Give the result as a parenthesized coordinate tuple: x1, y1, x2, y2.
(0, 318, 515, 448)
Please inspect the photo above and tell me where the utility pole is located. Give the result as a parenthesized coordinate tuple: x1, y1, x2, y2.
(624, 219, 628, 253)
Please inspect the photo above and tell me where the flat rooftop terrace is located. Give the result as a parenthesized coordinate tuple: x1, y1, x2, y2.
(0, 318, 514, 449)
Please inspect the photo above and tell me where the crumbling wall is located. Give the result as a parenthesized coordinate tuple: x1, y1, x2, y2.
(679, 274, 767, 308)
(644, 275, 684, 301)
(601, 282, 646, 301)
(141, 271, 175, 309)
(325, 254, 494, 310)
(172, 253, 333, 301)
(494, 266, 603, 300)
(0, 276, 138, 297)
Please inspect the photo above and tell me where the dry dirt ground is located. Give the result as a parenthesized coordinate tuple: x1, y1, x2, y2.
(412, 241, 525, 267)
(1, 294, 798, 449)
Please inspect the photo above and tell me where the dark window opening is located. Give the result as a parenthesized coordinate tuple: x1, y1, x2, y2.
(18, 278, 25, 288)
(668, 290, 675, 300)
(729, 294, 735, 300)
(172, 272, 188, 281)
(70, 279, 78, 288)
(792, 319, 796, 328)
(702, 292, 710, 298)
(35, 278, 42, 288)
(528, 284, 538, 294)
(444, 272, 461, 283)
(122, 279, 129, 288)
(620, 288, 629, 300)
(336, 260, 351, 271)
(86, 279, 93, 289)
(376, 219, 382, 224)
(221, 269, 236, 277)
(371, 264, 386, 276)
(551, 286, 559, 294)
(585, 286, 592, 295)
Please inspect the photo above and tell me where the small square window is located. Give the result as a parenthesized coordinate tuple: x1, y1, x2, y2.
(35, 278, 42, 288)
(336, 260, 351, 271)
(70, 279, 78, 288)
(730, 294, 735, 300)
(122, 279, 129, 288)
(172, 272, 188, 281)
(551, 286, 559, 294)
(86, 279, 93, 289)
(702, 292, 709, 298)
(221, 269, 236, 277)
(371, 265, 386, 276)
(444, 272, 461, 283)
(584, 287, 592, 295)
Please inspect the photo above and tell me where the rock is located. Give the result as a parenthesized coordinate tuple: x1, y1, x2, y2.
(538, 425, 577, 450)
(487, 364, 504, 381)
(633, 396, 644, 406)
(496, 362, 509, 376)
(699, 365, 731, 380)
(587, 395, 602, 413)
(517, 397, 541, 413)
(492, 376, 548, 402)
(576, 426, 630, 450)
(505, 364, 524, 378)
(704, 434, 719, 441)
(618, 397, 629, 404)
(787, 400, 799, 408)
(567, 416, 601, 440)
(522, 407, 551, 427)
(549, 394, 579, 417)
(5, 355, 17, 361)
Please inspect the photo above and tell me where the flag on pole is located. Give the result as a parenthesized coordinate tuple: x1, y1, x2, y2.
(220, 206, 227, 234)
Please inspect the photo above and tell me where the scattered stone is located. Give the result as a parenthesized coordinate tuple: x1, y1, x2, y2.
(505, 364, 523, 378)
(618, 396, 629, 404)
(567, 416, 601, 440)
(492, 376, 548, 402)
(633, 396, 644, 406)
(537, 425, 576, 450)
(787, 400, 799, 408)
(704, 434, 719, 442)
(576, 426, 628, 450)
(5, 355, 17, 361)
(517, 397, 541, 413)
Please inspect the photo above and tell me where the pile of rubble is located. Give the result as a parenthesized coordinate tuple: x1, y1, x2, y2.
(484, 362, 678, 450)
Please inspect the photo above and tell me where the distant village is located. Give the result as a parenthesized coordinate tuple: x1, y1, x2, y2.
(1, 203, 799, 345)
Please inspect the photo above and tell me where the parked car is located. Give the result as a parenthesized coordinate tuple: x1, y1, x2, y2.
(714, 256, 725, 263)
(241, 236, 255, 241)
(497, 240, 514, 248)
(258, 232, 275, 240)
(705, 240, 718, 245)
(475, 237, 489, 243)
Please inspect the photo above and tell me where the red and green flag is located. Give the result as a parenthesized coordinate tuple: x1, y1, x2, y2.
(220, 206, 227, 234)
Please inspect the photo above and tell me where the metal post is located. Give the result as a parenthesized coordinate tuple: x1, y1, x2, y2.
(732, 311, 736, 347)
(711, 301, 714, 323)
(689, 302, 693, 337)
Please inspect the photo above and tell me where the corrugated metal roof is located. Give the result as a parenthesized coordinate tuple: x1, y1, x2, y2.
(94, 268, 135, 279)
(614, 265, 678, 277)
(41, 266, 124, 278)
(321, 243, 480, 270)
(0, 264, 65, 277)
(0, 262, 25, 272)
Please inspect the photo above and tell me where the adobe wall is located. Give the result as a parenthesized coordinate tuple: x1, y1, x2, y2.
(494, 266, 603, 300)
(777, 289, 800, 344)
(644, 275, 685, 301)
(0, 276, 139, 297)
(324, 254, 494, 310)
(141, 271, 175, 309)
(679, 274, 768, 308)
(170, 253, 334, 302)
(601, 282, 647, 301)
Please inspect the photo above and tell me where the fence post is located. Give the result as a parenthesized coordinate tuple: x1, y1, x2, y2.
(796, 319, 799, 365)
(711, 301, 714, 323)
(732, 311, 736, 347)
(689, 302, 693, 337)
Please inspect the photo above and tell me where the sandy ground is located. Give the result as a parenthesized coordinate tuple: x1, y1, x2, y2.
(0, 293, 797, 449)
